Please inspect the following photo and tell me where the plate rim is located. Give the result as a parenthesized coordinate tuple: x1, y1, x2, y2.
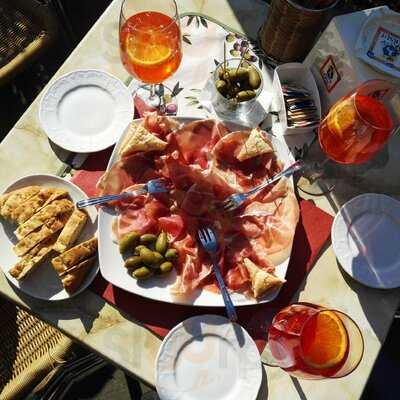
(0, 173, 99, 301)
(39, 68, 133, 153)
(98, 116, 296, 306)
(332, 192, 400, 289)
(154, 314, 262, 400)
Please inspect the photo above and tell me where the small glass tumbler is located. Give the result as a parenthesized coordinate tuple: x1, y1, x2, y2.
(212, 58, 263, 120)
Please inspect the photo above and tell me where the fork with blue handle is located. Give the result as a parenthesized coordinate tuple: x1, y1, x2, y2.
(76, 178, 168, 209)
(198, 227, 238, 322)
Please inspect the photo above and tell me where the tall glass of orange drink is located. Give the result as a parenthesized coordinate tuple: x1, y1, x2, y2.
(299, 80, 399, 195)
(119, 0, 182, 113)
(264, 303, 363, 379)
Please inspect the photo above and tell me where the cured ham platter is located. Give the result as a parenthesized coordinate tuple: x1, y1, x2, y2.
(98, 115, 299, 306)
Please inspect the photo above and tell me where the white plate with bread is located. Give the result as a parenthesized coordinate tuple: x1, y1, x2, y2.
(0, 174, 98, 300)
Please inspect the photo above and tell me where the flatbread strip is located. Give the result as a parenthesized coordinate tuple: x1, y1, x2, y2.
(12, 188, 68, 224)
(52, 237, 98, 275)
(53, 209, 88, 253)
(15, 198, 74, 240)
(0, 186, 41, 220)
(9, 233, 59, 280)
(60, 256, 97, 294)
(13, 214, 70, 257)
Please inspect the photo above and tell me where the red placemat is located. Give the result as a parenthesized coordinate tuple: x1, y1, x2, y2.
(71, 152, 333, 351)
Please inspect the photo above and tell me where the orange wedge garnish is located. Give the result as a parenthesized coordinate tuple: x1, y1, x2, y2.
(326, 99, 356, 137)
(126, 35, 171, 68)
(301, 310, 348, 370)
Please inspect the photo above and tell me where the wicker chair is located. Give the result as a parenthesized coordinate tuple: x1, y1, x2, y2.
(0, 0, 58, 86)
(0, 298, 73, 400)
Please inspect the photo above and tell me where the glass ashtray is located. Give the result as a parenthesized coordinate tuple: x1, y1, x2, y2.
(212, 58, 264, 119)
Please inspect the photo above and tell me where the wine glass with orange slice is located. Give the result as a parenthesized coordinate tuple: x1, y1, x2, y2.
(298, 79, 400, 195)
(262, 303, 364, 379)
(119, 0, 182, 114)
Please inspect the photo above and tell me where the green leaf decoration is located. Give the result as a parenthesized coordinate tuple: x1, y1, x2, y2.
(186, 15, 194, 26)
(190, 88, 202, 93)
(214, 59, 220, 66)
(172, 82, 184, 97)
(197, 105, 204, 110)
(195, 16, 200, 28)
(187, 100, 199, 106)
(200, 17, 208, 28)
(182, 34, 192, 45)
(184, 96, 198, 100)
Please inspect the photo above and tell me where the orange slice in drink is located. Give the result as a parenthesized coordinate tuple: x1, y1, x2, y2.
(301, 310, 348, 370)
(326, 100, 356, 137)
(126, 35, 172, 68)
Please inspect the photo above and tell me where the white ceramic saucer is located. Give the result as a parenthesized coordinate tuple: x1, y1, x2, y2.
(39, 69, 133, 153)
(155, 315, 262, 400)
(332, 193, 400, 289)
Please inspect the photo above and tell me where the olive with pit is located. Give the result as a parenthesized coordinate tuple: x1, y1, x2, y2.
(248, 67, 261, 89)
(140, 247, 156, 265)
(152, 251, 164, 265)
(159, 261, 174, 274)
(124, 256, 142, 270)
(165, 248, 178, 261)
(155, 232, 168, 254)
(215, 79, 228, 95)
(236, 90, 256, 102)
(134, 245, 147, 255)
(228, 67, 248, 82)
(132, 266, 153, 280)
(119, 231, 139, 254)
(140, 234, 157, 244)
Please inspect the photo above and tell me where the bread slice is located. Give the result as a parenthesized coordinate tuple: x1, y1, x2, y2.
(53, 209, 88, 253)
(0, 186, 41, 220)
(36, 188, 68, 213)
(11, 188, 68, 224)
(15, 198, 74, 240)
(243, 258, 285, 298)
(9, 233, 59, 280)
(13, 213, 70, 257)
(236, 128, 274, 162)
(52, 237, 98, 275)
(60, 255, 97, 294)
(119, 123, 167, 157)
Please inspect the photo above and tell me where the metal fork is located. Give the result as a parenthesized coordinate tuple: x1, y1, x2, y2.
(221, 160, 305, 212)
(198, 227, 237, 322)
(76, 178, 168, 209)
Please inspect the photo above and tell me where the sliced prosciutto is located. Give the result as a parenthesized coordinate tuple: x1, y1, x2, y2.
(98, 117, 299, 300)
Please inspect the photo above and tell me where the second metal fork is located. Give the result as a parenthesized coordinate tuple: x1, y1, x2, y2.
(198, 227, 237, 322)
(221, 160, 305, 212)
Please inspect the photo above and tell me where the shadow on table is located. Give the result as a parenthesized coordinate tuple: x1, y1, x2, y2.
(9, 284, 104, 335)
(225, 0, 269, 39)
(336, 262, 400, 344)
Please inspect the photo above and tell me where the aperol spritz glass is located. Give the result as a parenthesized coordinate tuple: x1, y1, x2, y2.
(299, 79, 400, 194)
(119, 0, 182, 113)
(264, 303, 364, 379)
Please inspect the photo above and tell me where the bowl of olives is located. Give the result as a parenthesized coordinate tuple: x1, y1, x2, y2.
(212, 58, 263, 118)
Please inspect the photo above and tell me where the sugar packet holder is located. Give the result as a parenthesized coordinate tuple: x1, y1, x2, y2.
(271, 63, 321, 136)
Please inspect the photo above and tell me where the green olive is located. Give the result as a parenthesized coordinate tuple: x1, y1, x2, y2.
(248, 67, 261, 89)
(155, 232, 168, 254)
(215, 79, 228, 94)
(124, 256, 142, 269)
(134, 245, 147, 255)
(236, 90, 256, 102)
(159, 261, 173, 274)
(140, 233, 157, 244)
(140, 247, 156, 265)
(132, 266, 153, 280)
(165, 248, 178, 261)
(152, 251, 164, 265)
(228, 67, 248, 82)
(119, 231, 139, 254)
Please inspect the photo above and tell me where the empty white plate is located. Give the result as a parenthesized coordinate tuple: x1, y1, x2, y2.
(39, 69, 133, 153)
(155, 315, 262, 400)
(0, 174, 98, 300)
(332, 193, 400, 289)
